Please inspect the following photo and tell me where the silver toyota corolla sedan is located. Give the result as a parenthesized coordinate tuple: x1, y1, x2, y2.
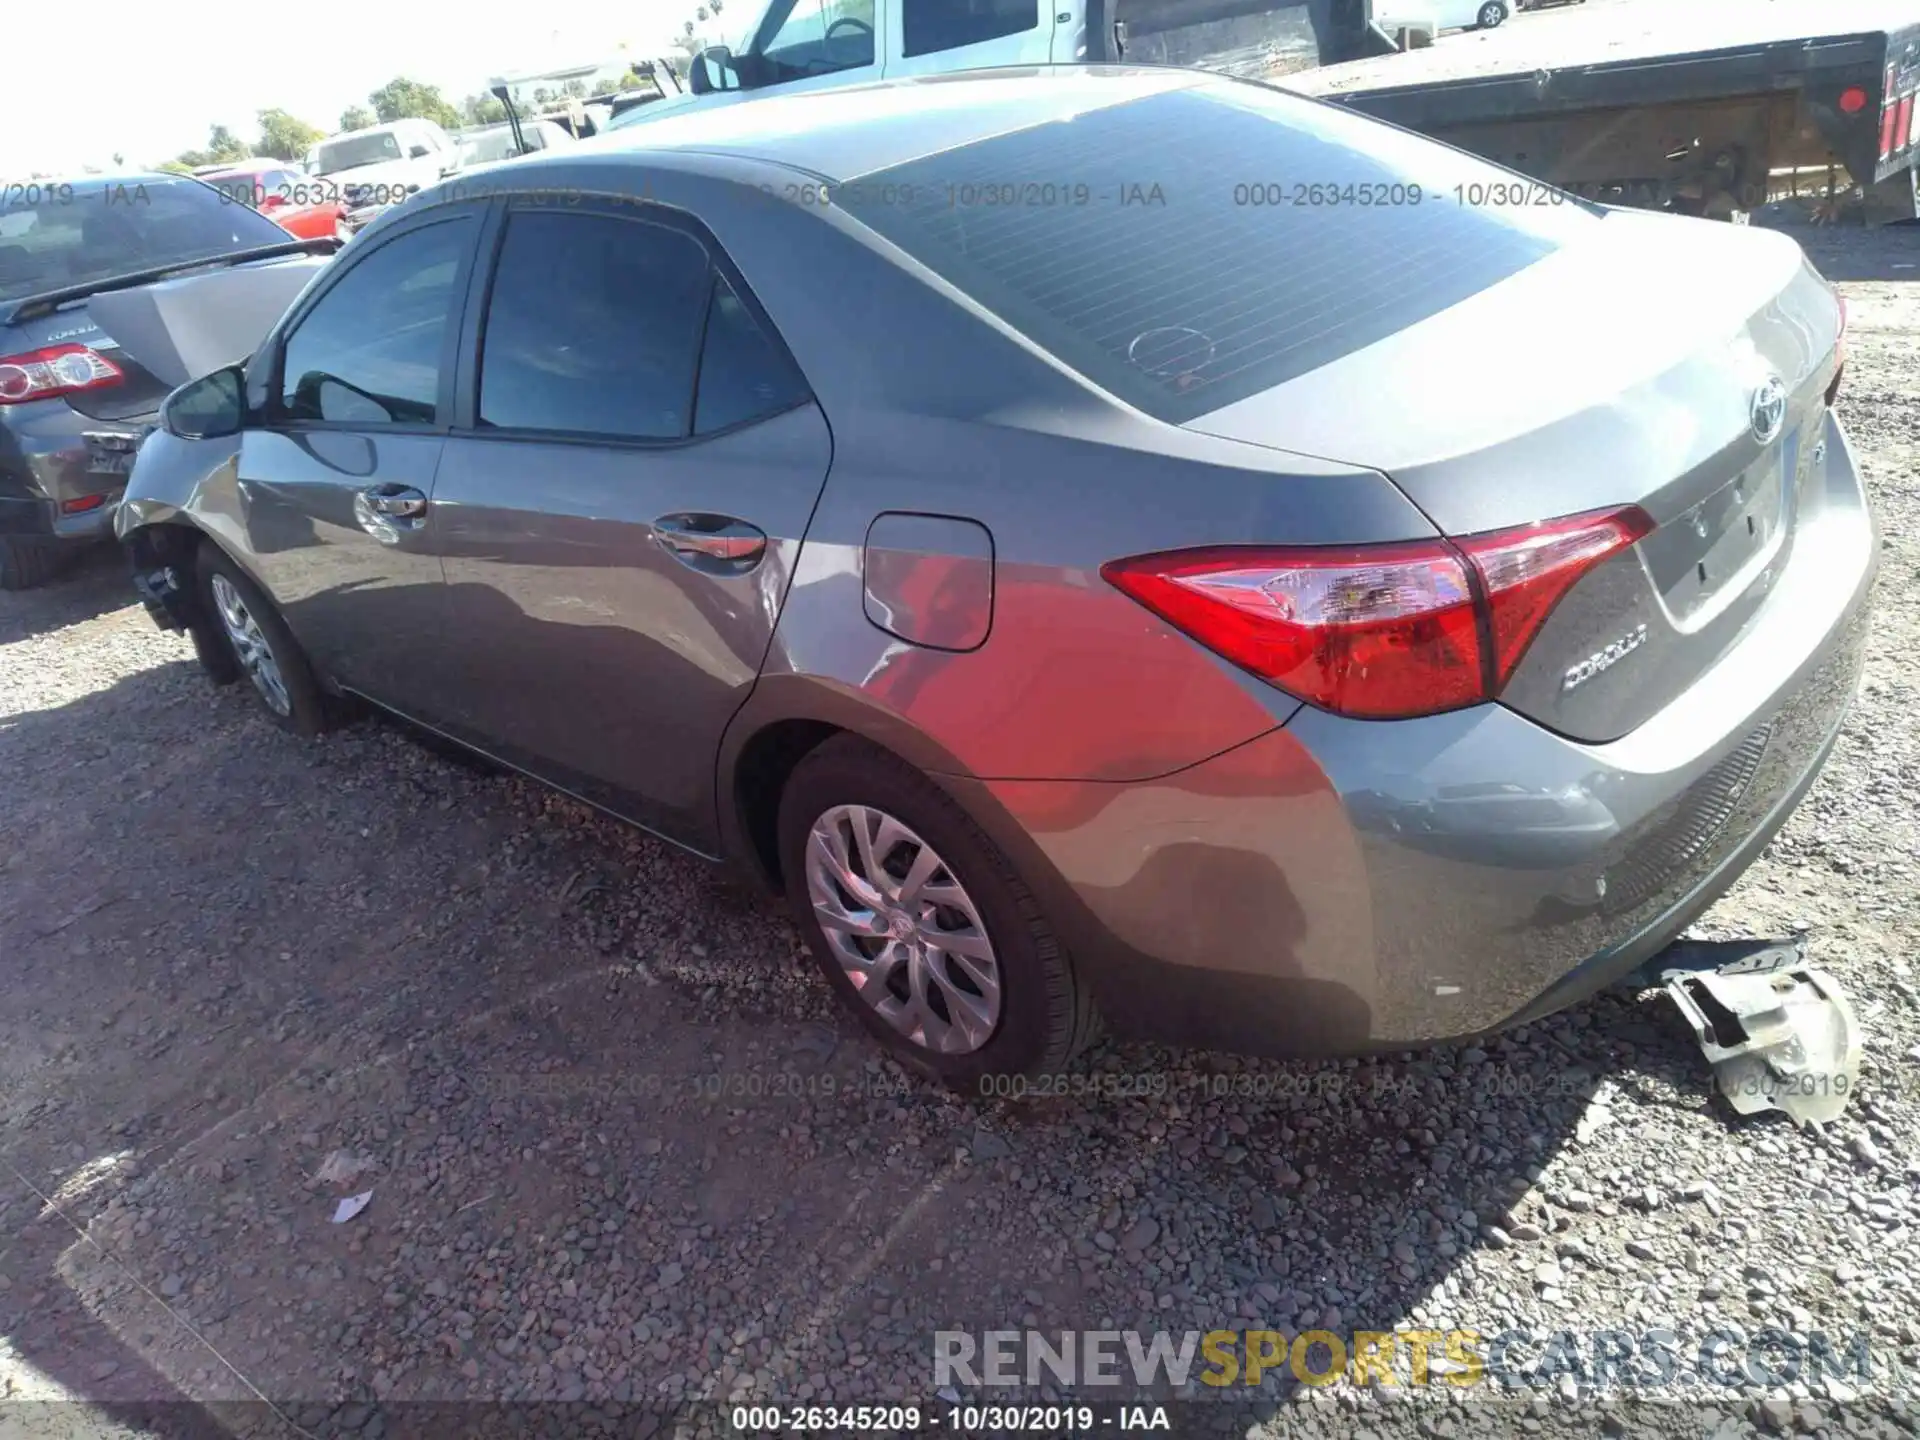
(117, 67, 1872, 1088)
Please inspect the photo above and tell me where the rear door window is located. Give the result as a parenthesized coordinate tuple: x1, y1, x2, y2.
(476, 206, 807, 441)
(695, 274, 810, 435)
(833, 79, 1602, 423)
(277, 217, 474, 425)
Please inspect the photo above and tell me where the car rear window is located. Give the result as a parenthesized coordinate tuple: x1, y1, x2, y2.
(832, 80, 1603, 423)
(0, 177, 293, 305)
(315, 131, 405, 173)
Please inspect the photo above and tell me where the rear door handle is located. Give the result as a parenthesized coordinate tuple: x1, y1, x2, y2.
(652, 513, 767, 570)
(353, 483, 429, 541)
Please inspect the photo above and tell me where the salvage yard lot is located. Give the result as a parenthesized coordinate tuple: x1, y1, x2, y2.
(2, 223, 1918, 1436)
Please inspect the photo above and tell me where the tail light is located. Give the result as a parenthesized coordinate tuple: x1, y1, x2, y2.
(0, 344, 124, 406)
(1101, 506, 1653, 720)
(1882, 84, 1914, 161)
(1827, 290, 1848, 407)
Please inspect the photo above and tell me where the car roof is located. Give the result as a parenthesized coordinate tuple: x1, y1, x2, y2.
(570, 66, 1209, 183)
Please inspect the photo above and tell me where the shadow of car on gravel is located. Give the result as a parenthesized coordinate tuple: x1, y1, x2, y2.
(0, 625, 1769, 1432)
(0, 543, 141, 643)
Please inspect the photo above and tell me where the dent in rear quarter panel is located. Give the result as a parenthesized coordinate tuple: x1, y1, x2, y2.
(955, 728, 1382, 1053)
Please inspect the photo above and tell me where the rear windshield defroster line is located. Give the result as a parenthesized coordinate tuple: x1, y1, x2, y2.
(833, 83, 1595, 424)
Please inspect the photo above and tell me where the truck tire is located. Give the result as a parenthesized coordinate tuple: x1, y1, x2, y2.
(0, 535, 59, 591)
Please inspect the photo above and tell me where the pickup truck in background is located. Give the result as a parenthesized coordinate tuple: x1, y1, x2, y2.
(303, 119, 461, 233)
(1286, 0, 1920, 222)
(608, 0, 1920, 223)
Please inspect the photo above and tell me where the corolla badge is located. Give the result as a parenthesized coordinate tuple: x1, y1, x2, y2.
(1563, 623, 1649, 693)
(1750, 375, 1788, 444)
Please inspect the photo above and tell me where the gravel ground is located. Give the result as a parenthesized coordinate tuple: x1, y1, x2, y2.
(1, 222, 1917, 1440)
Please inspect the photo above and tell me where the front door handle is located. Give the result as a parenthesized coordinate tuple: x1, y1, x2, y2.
(652, 513, 767, 571)
(353, 483, 429, 541)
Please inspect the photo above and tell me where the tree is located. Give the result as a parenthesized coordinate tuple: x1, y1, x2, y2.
(562, 78, 589, 99)
(367, 77, 461, 129)
(256, 108, 325, 161)
(340, 104, 376, 132)
(461, 93, 509, 126)
(205, 125, 252, 163)
(168, 123, 251, 172)
(157, 160, 193, 174)
(111, 152, 125, 167)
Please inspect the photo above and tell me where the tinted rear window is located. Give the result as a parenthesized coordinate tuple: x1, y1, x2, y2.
(0, 177, 291, 305)
(833, 81, 1601, 422)
(315, 132, 405, 172)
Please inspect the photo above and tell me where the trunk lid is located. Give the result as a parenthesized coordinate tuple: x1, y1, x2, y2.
(1187, 210, 1843, 742)
(5, 256, 330, 422)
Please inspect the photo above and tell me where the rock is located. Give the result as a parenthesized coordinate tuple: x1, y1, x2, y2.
(160, 1274, 184, 1298)
(1755, 1397, 1795, 1433)
(1120, 1218, 1160, 1253)
(970, 1130, 1012, 1161)
(1511, 1222, 1545, 1242)
(1625, 1240, 1658, 1262)
(90, 1360, 119, 1381)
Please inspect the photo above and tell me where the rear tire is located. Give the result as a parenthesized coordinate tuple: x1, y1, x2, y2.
(1477, 1, 1506, 24)
(777, 735, 1098, 1091)
(197, 546, 334, 737)
(0, 535, 60, 591)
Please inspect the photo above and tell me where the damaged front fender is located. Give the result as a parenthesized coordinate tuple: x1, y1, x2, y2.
(117, 424, 247, 681)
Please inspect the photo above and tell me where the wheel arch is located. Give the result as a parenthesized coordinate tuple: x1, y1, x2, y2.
(718, 674, 988, 895)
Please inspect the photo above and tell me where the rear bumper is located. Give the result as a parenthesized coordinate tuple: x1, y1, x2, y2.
(0, 408, 153, 545)
(955, 409, 1876, 1057)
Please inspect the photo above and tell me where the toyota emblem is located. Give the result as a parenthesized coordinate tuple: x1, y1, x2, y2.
(1750, 375, 1787, 444)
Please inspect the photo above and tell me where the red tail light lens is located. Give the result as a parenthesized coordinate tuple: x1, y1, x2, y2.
(0, 344, 124, 406)
(1456, 507, 1654, 688)
(1838, 85, 1868, 114)
(1102, 506, 1652, 720)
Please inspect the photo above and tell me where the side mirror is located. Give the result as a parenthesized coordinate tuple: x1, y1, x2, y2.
(689, 45, 733, 95)
(408, 143, 432, 159)
(161, 364, 247, 441)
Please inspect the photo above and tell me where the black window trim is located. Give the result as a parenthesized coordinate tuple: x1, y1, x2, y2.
(261, 204, 487, 437)
(449, 189, 816, 453)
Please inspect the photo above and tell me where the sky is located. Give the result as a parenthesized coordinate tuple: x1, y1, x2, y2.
(2, 0, 717, 177)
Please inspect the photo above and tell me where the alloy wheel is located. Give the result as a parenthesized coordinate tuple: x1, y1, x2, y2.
(210, 574, 292, 717)
(803, 803, 1002, 1055)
